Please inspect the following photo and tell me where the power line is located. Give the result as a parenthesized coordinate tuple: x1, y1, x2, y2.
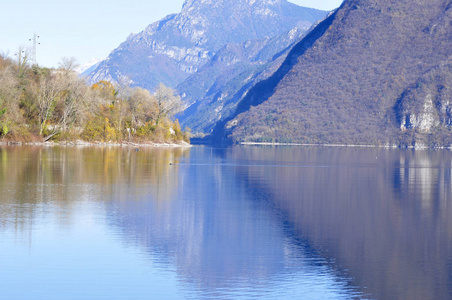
(29, 33, 40, 66)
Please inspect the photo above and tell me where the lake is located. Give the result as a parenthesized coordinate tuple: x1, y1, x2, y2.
(0, 145, 451, 299)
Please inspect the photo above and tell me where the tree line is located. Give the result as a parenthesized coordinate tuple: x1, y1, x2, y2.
(0, 52, 189, 144)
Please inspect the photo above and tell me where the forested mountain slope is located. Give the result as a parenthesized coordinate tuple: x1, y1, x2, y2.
(218, 0, 452, 147)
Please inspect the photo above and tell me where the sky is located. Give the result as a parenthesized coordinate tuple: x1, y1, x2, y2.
(0, 0, 343, 69)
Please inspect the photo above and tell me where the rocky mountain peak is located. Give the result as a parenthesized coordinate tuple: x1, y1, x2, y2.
(182, 0, 282, 10)
(86, 0, 327, 93)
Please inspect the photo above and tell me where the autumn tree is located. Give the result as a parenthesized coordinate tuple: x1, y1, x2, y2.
(0, 55, 190, 144)
(91, 80, 117, 99)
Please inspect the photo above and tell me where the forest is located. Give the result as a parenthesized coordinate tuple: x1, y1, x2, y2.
(217, 0, 452, 148)
(0, 52, 189, 144)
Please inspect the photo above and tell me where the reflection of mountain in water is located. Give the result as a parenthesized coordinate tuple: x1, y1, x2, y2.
(105, 147, 363, 298)
(3, 146, 451, 299)
(230, 147, 452, 300)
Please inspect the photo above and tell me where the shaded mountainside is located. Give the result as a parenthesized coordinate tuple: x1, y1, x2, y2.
(85, 0, 327, 91)
(216, 0, 452, 147)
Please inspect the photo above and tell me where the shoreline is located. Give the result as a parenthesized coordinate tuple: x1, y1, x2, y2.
(240, 142, 452, 150)
(0, 140, 192, 148)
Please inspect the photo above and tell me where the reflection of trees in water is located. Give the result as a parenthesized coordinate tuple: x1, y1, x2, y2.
(0, 146, 189, 229)
(230, 146, 452, 300)
(4, 145, 450, 299)
(396, 151, 452, 214)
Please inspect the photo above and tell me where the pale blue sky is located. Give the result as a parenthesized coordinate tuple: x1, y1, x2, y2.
(0, 0, 343, 69)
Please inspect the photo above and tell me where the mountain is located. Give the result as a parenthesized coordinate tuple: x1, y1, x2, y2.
(215, 0, 452, 147)
(177, 24, 318, 134)
(76, 58, 101, 74)
(84, 0, 327, 91)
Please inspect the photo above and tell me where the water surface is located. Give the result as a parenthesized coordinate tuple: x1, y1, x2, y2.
(0, 145, 451, 299)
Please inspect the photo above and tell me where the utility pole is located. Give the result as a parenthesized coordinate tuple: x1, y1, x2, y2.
(29, 33, 40, 66)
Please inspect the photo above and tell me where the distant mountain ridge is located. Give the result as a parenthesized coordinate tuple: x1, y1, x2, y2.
(216, 0, 452, 147)
(85, 0, 327, 91)
(177, 23, 318, 133)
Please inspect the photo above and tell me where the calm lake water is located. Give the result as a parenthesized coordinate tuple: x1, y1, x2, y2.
(0, 145, 451, 300)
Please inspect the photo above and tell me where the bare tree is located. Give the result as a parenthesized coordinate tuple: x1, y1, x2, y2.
(114, 76, 135, 137)
(58, 74, 87, 132)
(38, 70, 91, 140)
(128, 87, 157, 132)
(58, 57, 80, 75)
(154, 83, 183, 125)
(35, 74, 62, 137)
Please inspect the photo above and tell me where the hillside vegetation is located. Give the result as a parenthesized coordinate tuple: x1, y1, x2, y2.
(0, 55, 188, 144)
(218, 0, 452, 147)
